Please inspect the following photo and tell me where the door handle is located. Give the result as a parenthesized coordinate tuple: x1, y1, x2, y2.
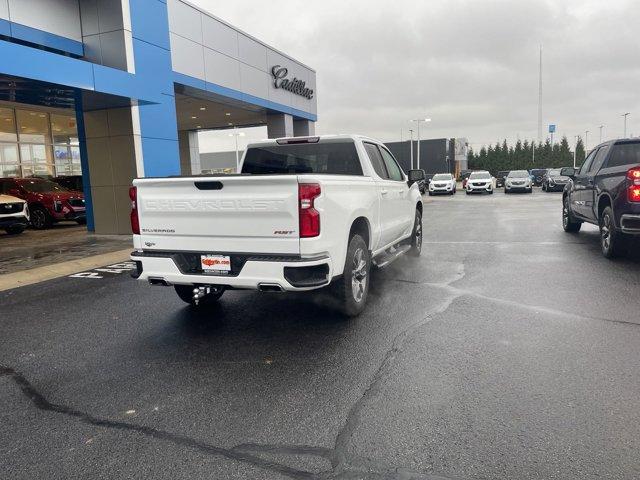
(381, 189, 388, 195)
(588, 179, 594, 185)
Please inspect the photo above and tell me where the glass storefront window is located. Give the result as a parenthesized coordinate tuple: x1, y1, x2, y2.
(0, 143, 18, 163)
(0, 108, 17, 142)
(0, 105, 82, 178)
(0, 164, 20, 177)
(20, 144, 52, 164)
(50, 113, 78, 144)
(16, 110, 50, 144)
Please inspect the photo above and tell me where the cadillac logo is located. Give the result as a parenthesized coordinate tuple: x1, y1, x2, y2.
(271, 65, 314, 100)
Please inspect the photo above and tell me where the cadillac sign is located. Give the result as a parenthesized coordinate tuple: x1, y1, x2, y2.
(271, 65, 314, 100)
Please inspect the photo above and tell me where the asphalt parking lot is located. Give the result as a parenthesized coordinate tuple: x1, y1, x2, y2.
(2, 189, 640, 480)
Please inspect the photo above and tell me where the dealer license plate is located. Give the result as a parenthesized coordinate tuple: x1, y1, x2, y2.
(200, 255, 231, 273)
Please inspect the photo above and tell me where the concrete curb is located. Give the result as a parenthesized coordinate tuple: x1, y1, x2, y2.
(0, 248, 132, 292)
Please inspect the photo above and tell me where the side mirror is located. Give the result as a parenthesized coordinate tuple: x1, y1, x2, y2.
(560, 167, 577, 178)
(408, 169, 425, 183)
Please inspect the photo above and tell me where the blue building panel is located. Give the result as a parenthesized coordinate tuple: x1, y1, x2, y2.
(9, 22, 84, 56)
(129, 0, 172, 51)
(140, 138, 181, 177)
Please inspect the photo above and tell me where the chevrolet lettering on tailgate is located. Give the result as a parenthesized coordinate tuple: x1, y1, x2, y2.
(144, 199, 286, 212)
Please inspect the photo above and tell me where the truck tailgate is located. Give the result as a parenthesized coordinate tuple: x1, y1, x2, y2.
(134, 175, 300, 254)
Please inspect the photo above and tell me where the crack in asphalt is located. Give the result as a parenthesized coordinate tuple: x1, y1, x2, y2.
(393, 278, 639, 328)
(0, 266, 468, 480)
(0, 303, 464, 480)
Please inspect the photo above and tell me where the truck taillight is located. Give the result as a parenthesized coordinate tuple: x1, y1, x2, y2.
(299, 183, 321, 237)
(628, 167, 640, 202)
(129, 186, 140, 234)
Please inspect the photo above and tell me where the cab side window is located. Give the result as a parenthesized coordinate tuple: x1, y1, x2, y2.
(363, 142, 389, 179)
(578, 149, 597, 175)
(589, 146, 609, 174)
(378, 147, 404, 181)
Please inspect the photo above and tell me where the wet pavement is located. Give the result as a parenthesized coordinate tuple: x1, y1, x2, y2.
(1, 189, 639, 479)
(0, 224, 131, 275)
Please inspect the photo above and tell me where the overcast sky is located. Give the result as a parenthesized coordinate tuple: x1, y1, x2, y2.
(190, 0, 639, 153)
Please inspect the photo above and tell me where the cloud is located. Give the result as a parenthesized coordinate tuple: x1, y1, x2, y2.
(191, 0, 640, 148)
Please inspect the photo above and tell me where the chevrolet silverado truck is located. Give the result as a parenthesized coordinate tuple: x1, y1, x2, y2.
(130, 135, 424, 316)
(561, 139, 640, 258)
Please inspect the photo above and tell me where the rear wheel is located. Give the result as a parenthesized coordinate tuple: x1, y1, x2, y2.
(409, 209, 422, 257)
(30, 206, 51, 230)
(600, 206, 626, 258)
(175, 284, 225, 306)
(334, 234, 370, 317)
(562, 195, 582, 233)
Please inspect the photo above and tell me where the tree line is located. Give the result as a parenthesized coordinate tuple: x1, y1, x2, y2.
(467, 136, 586, 173)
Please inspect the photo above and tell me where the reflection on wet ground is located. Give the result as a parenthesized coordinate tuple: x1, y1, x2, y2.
(0, 224, 131, 274)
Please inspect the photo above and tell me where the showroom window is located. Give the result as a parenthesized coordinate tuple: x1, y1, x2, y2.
(0, 106, 80, 177)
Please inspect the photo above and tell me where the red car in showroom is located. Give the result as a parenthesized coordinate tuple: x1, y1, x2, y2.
(0, 177, 86, 229)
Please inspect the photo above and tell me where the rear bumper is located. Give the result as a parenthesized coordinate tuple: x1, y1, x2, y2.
(130, 250, 333, 291)
(620, 214, 640, 235)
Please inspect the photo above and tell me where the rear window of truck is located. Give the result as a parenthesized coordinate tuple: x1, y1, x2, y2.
(242, 141, 363, 175)
(608, 141, 640, 168)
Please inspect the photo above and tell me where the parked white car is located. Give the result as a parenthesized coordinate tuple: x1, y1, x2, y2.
(130, 135, 424, 316)
(0, 194, 29, 234)
(428, 173, 456, 195)
(465, 171, 494, 194)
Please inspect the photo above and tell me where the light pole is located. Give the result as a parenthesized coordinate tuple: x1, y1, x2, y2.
(411, 118, 431, 169)
(228, 128, 245, 172)
(573, 135, 580, 168)
(599, 125, 604, 143)
(408, 129, 414, 169)
(585, 130, 589, 152)
(623, 113, 630, 138)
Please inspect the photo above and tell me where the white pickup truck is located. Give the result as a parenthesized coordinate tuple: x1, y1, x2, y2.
(130, 135, 424, 316)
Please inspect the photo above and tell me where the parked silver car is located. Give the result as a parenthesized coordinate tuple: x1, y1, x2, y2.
(504, 170, 533, 193)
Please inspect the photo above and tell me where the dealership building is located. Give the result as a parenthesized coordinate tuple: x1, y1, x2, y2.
(0, 0, 317, 233)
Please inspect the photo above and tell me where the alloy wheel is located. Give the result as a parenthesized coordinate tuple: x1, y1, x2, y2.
(601, 213, 611, 251)
(351, 247, 368, 303)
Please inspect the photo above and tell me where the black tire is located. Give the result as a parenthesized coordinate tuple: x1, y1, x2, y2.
(174, 284, 225, 306)
(409, 209, 422, 257)
(562, 195, 582, 233)
(5, 224, 25, 235)
(30, 206, 52, 230)
(528, 188, 533, 193)
(488, 190, 494, 195)
(504, 189, 509, 194)
(599, 206, 627, 259)
(465, 190, 470, 195)
(334, 234, 370, 317)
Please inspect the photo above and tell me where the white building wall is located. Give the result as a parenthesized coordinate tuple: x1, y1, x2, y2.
(0, 0, 82, 41)
(167, 0, 316, 117)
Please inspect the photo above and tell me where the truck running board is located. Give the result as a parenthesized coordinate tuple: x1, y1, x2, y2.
(372, 243, 411, 268)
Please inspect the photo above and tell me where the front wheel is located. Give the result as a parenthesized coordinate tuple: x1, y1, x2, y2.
(334, 234, 370, 317)
(175, 284, 225, 306)
(600, 206, 626, 258)
(562, 195, 581, 233)
(30, 206, 52, 230)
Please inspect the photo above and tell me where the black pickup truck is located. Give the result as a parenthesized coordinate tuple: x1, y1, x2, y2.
(561, 139, 640, 258)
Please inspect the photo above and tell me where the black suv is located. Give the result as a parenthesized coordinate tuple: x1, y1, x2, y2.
(530, 168, 548, 187)
(542, 168, 570, 192)
(495, 170, 510, 188)
(562, 139, 640, 258)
